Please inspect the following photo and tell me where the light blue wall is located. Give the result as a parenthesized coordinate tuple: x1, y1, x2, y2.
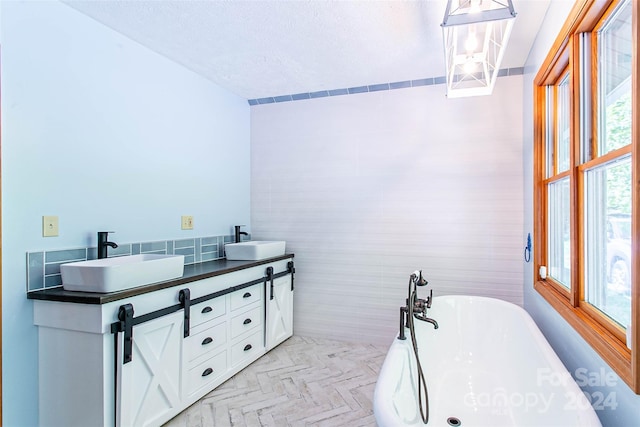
(522, 2, 640, 426)
(1, 1, 250, 425)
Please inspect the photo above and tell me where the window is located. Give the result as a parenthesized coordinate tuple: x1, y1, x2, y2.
(584, 158, 631, 327)
(534, 0, 638, 392)
(546, 72, 571, 289)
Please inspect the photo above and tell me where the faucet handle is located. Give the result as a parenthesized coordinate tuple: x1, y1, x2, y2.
(426, 289, 433, 309)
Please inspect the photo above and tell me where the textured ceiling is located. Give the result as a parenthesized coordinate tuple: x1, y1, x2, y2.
(63, 0, 552, 100)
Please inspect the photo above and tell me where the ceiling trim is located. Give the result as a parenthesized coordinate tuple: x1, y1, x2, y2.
(248, 67, 525, 105)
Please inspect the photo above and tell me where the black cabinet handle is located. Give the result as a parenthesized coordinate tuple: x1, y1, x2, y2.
(201, 306, 213, 314)
(243, 292, 252, 298)
(243, 344, 252, 351)
(243, 318, 252, 325)
(202, 367, 213, 377)
(266, 267, 274, 301)
(118, 304, 134, 364)
(179, 288, 191, 338)
(202, 337, 213, 346)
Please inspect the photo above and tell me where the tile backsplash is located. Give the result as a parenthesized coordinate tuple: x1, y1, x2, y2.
(26, 233, 249, 293)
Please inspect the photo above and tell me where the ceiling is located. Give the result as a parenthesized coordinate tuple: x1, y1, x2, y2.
(63, 0, 552, 100)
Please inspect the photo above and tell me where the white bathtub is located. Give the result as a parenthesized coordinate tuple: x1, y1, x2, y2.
(374, 295, 602, 427)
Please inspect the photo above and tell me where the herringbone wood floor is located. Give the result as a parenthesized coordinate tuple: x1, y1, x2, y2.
(164, 336, 388, 427)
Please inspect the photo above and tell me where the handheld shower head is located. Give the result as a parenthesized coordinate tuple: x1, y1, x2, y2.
(411, 270, 428, 286)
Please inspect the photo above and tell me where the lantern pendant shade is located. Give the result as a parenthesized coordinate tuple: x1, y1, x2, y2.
(441, 0, 517, 98)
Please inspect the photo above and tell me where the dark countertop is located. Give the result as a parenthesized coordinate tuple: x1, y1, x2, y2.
(27, 254, 294, 305)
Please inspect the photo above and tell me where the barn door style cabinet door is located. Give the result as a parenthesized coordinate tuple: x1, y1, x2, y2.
(117, 310, 183, 427)
(265, 263, 294, 351)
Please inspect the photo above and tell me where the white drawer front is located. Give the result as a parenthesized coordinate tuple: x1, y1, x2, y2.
(184, 321, 227, 363)
(230, 284, 262, 311)
(230, 330, 263, 367)
(191, 297, 226, 327)
(230, 305, 262, 338)
(185, 349, 227, 397)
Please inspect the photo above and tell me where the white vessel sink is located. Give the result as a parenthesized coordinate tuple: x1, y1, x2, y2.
(225, 241, 286, 261)
(61, 254, 185, 293)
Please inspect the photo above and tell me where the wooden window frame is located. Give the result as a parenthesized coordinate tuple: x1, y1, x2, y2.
(533, 0, 640, 392)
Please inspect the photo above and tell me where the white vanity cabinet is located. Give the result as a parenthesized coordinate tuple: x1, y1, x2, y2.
(32, 256, 294, 427)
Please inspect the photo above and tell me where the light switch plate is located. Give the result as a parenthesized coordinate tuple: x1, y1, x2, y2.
(43, 215, 59, 237)
(181, 215, 194, 230)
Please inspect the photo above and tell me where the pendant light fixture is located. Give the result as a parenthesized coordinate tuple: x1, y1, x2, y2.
(441, 0, 517, 98)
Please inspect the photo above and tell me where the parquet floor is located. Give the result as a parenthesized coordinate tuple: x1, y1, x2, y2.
(163, 336, 388, 427)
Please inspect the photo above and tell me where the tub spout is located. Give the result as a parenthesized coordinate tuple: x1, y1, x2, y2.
(425, 317, 439, 329)
(414, 313, 439, 329)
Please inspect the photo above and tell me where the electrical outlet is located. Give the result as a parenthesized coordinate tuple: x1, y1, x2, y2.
(181, 215, 194, 230)
(43, 215, 59, 237)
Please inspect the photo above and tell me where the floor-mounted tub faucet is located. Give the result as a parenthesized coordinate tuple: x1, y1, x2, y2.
(398, 269, 435, 425)
(97, 231, 118, 259)
(234, 225, 248, 243)
(399, 270, 438, 340)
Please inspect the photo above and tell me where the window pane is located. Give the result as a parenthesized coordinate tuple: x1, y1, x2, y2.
(584, 157, 631, 328)
(557, 75, 570, 172)
(545, 86, 555, 178)
(597, 0, 632, 155)
(547, 177, 571, 287)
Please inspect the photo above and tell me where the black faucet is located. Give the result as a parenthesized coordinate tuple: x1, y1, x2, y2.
(97, 231, 118, 259)
(411, 287, 439, 329)
(399, 270, 438, 340)
(234, 225, 249, 243)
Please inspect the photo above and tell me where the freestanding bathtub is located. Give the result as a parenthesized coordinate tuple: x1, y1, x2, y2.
(374, 295, 602, 427)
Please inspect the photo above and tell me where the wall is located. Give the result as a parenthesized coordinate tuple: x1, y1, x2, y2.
(0, 1, 250, 425)
(251, 77, 524, 344)
(522, 1, 640, 425)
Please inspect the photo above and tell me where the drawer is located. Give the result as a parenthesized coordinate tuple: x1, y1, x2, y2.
(230, 305, 262, 338)
(191, 297, 226, 327)
(185, 349, 227, 397)
(230, 284, 262, 311)
(231, 330, 264, 368)
(184, 321, 227, 363)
